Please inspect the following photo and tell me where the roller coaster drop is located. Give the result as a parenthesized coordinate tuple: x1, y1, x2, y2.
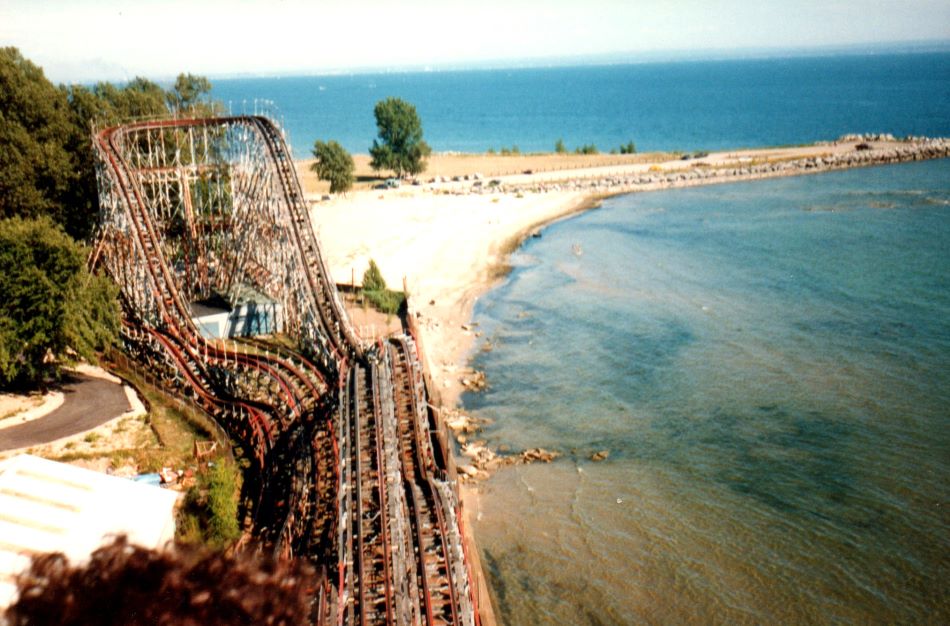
(92, 116, 477, 625)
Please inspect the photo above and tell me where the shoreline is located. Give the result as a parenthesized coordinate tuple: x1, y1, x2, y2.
(308, 135, 949, 416)
(307, 136, 947, 624)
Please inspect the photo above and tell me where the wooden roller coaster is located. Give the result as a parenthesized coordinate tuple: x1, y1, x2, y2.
(92, 115, 478, 626)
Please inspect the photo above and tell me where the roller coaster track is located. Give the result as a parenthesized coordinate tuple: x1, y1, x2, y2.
(389, 338, 463, 626)
(92, 115, 478, 625)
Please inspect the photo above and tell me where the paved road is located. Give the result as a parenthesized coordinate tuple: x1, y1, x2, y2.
(0, 373, 132, 452)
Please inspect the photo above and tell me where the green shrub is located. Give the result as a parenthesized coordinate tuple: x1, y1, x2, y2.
(362, 259, 387, 292)
(310, 140, 355, 194)
(361, 259, 405, 316)
(555, 138, 567, 154)
(619, 140, 637, 154)
(575, 144, 598, 155)
(363, 289, 406, 316)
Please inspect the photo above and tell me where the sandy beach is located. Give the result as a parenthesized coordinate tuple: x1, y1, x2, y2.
(307, 136, 949, 411)
(310, 183, 591, 407)
(305, 137, 949, 624)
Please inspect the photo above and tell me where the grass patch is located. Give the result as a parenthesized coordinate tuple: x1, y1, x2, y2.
(44, 355, 227, 479)
(114, 362, 221, 463)
(362, 288, 406, 316)
(108, 357, 245, 549)
(176, 460, 242, 548)
(48, 447, 165, 473)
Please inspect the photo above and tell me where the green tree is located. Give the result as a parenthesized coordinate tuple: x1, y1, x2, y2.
(0, 217, 119, 389)
(555, 138, 567, 154)
(0, 47, 84, 236)
(65, 80, 165, 130)
(62, 77, 170, 239)
(362, 259, 386, 292)
(2, 48, 223, 241)
(360, 259, 404, 316)
(311, 140, 355, 194)
(619, 140, 637, 154)
(369, 97, 431, 177)
(167, 73, 216, 115)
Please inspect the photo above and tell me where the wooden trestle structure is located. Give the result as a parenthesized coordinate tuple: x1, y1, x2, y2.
(91, 116, 478, 626)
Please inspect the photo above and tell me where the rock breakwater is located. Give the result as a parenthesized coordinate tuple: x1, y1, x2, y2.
(459, 137, 950, 197)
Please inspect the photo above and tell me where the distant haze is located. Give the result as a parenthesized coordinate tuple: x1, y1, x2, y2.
(2, 0, 949, 83)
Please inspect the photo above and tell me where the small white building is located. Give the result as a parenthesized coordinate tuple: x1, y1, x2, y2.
(190, 285, 284, 339)
(0, 454, 179, 610)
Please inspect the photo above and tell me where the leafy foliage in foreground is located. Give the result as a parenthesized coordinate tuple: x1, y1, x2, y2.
(0, 217, 119, 389)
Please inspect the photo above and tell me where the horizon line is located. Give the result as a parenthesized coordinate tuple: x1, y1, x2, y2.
(59, 38, 950, 86)
(206, 39, 950, 81)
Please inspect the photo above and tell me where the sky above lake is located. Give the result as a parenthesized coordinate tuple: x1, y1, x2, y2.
(3, 0, 949, 82)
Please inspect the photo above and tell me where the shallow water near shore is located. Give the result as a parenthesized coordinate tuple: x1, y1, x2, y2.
(464, 160, 950, 624)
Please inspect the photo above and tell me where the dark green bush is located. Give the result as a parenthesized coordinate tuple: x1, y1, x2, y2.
(363, 289, 406, 315)
(361, 259, 405, 315)
(619, 140, 637, 154)
(362, 259, 386, 292)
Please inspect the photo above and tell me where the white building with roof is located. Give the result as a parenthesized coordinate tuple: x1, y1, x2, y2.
(0, 454, 179, 610)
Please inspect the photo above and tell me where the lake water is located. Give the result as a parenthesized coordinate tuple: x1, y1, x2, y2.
(211, 52, 950, 157)
(213, 52, 950, 623)
(464, 160, 950, 624)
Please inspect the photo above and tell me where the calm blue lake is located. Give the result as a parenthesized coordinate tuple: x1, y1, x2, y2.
(215, 53, 950, 623)
(212, 52, 950, 157)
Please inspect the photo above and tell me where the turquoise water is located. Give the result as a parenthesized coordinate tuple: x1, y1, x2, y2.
(464, 160, 950, 624)
(212, 52, 950, 156)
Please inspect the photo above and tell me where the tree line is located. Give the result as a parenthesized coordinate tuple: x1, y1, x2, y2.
(0, 47, 216, 388)
(311, 97, 431, 194)
(310, 105, 640, 195)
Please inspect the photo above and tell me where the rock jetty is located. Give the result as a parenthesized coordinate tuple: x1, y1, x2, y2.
(458, 136, 950, 197)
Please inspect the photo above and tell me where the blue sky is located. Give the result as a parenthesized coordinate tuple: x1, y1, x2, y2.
(2, 0, 949, 82)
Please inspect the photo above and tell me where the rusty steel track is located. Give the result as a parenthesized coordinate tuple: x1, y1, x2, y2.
(92, 115, 478, 626)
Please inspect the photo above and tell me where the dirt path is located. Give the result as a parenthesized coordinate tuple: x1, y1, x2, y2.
(0, 373, 131, 452)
